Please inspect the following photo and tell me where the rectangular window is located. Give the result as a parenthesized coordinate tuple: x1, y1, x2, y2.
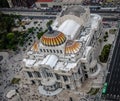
(78, 68, 81, 74)
(46, 49, 49, 52)
(50, 50, 52, 53)
(53, 50, 55, 53)
(57, 50, 59, 53)
(43, 49, 46, 52)
(40, 49, 42, 52)
(55, 74, 60, 80)
(84, 66, 86, 69)
(89, 54, 92, 63)
(60, 50, 62, 53)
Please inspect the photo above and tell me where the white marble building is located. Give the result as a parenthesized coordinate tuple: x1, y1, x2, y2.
(22, 5, 103, 97)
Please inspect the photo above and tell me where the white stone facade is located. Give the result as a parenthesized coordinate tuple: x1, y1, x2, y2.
(22, 6, 103, 97)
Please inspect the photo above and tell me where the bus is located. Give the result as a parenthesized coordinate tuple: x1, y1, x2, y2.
(102, 83, 108, 94)
(89, 6, 101, 10)
(100, 7, 117, 11)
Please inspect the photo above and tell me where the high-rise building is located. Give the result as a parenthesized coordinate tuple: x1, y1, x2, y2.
(21, 5, 104, 100)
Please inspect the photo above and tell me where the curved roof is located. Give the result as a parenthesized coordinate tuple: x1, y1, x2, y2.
(41, 30, 66, 46)
(62, 6, 86, 17)
(65, 40, 81, 54)
(41, 55, 58, 68)
(58, 20, 80, 39)
(31, 42, 39, 52)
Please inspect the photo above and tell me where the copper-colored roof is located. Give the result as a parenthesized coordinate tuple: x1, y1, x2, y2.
(41, 31, 66, 46)
(31, 42, 39, 52)
(65, 41, 81, 54)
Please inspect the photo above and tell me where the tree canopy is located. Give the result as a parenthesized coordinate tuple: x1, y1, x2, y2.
(99, 44, 111, 63)
(0, 13, 23, 50)
(46, 20, 53, 27)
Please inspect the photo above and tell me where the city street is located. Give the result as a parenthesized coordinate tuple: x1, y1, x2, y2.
(104, 29, 120, 101)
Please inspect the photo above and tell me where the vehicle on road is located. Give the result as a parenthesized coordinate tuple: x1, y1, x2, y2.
(102, 83, 108, 94)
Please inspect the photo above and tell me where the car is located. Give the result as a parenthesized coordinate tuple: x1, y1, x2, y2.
(102, 83, 108, 94)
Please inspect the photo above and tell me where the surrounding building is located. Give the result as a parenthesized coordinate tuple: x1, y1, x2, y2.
(35, 0, 83, 8)
(7, 0, 83, 8)
(82, 0, 120, 5)
(21, 5, 104, 100)
(7, 0, 36, 8)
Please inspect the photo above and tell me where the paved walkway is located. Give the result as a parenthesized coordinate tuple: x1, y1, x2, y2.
(0, 51, 23, 100)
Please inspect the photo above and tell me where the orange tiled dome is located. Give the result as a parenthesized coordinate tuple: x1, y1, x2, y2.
(41, 30, 66, 46)
(65, 41, 81, 54)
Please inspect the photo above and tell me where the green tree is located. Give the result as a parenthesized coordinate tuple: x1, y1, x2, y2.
(37, 31, 44, 39)
(0, 13, 22, 50)
(46, 20, 53, 27)
(28, 27, 34, 33)
(7, 33, 15, 40)
(99, 44, 111, 62)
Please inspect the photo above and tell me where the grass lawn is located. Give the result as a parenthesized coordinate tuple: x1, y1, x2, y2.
(11, 78, 21, 84)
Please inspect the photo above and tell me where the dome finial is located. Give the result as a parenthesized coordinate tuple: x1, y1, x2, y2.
(47, 25, 53, 33)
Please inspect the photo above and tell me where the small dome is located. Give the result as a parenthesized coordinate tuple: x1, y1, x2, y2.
(65, 40, 81, 54)
(31, 42, 39, 52)
(41, 30, 66, 46)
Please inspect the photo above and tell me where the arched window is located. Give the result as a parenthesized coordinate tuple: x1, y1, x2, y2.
(41, 68, 53, 78)
(63, 76, 68, 82)
(34, 71, 41, 78)
(27, 71, 33, 77)
(55, 73, 60, 80)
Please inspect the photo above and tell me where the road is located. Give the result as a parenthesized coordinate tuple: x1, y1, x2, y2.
(103, 29, 120, 101)
(90, 10, 120, 13)
(0, 8, 61, 12)
(1, 8, 120, 20)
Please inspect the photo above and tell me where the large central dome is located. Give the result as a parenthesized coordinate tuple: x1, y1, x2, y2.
(41, 30, 66, 46)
